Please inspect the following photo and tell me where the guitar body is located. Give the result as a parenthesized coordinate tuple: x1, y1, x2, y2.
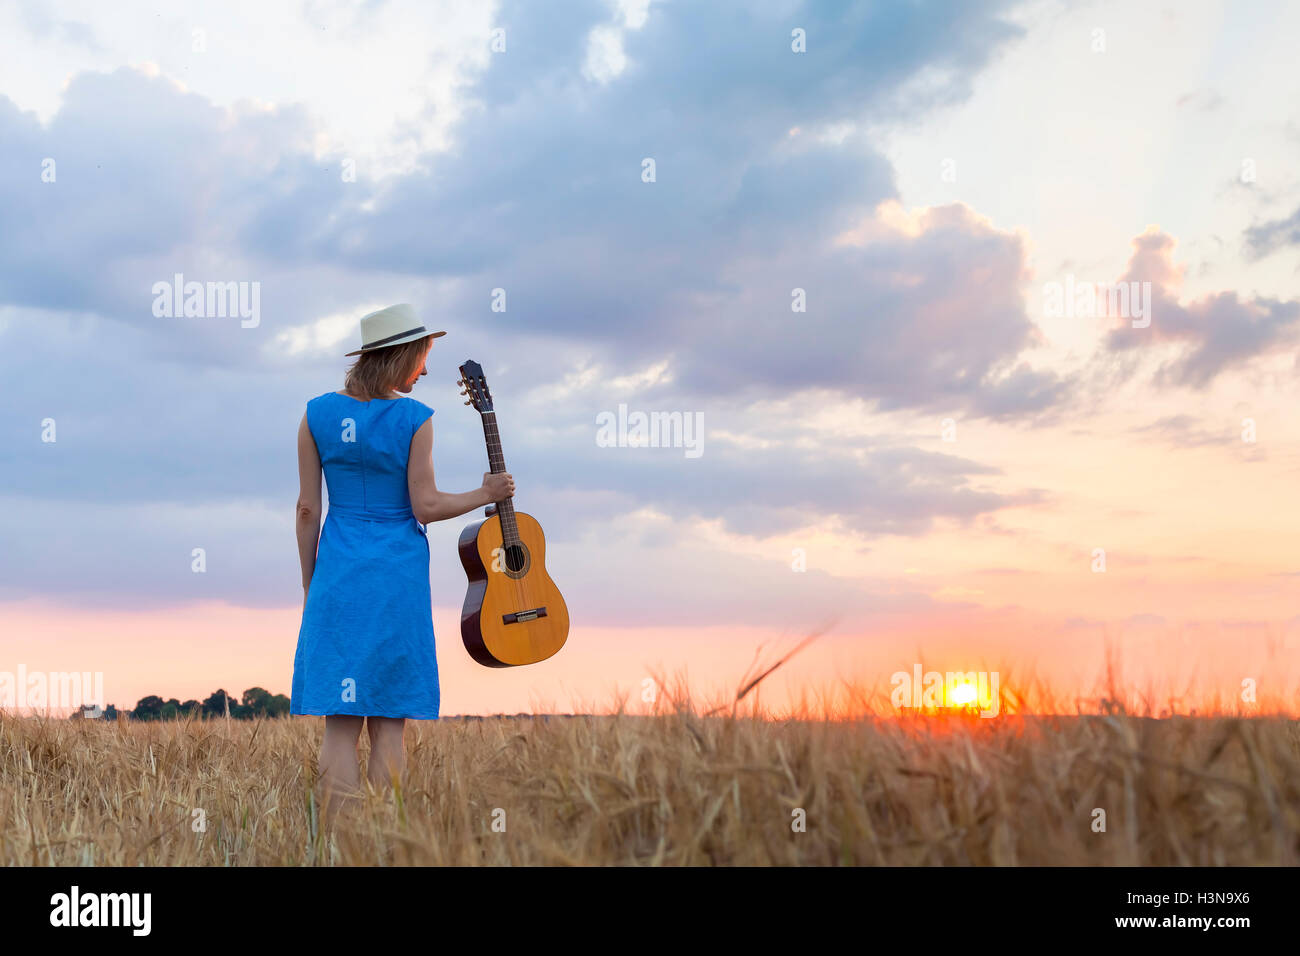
(458, 510, 569, 667)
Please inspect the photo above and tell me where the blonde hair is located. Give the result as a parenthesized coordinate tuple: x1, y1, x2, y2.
(343, 336, 432, 400)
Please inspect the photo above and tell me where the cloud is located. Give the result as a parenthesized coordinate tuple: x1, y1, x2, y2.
(16, 0, 102, 52)
(1243, 205, 1300, 260)
(0, 0, 1055, 609)
(1129, 414, 1226, 447)
(674, 200, 1067, 419)
(1103, 230, 1300, 388)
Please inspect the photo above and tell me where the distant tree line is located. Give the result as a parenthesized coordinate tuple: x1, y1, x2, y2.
(72, 688, 290, 721)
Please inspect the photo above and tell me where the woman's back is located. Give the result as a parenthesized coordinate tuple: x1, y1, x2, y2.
(306, 392, 434, 517)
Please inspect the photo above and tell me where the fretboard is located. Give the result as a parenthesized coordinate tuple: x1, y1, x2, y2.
(481, 411, 519, 546)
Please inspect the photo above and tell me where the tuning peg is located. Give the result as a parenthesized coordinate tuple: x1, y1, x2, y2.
(464, 399, 472, 405)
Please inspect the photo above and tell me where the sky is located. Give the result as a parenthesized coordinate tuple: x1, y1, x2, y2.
(1, 0, 1299, 717)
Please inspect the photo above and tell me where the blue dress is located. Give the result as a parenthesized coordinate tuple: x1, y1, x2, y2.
(291, 392, 440, 719)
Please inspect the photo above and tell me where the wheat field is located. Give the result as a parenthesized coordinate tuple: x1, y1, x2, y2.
(2, 698, 1298, 866)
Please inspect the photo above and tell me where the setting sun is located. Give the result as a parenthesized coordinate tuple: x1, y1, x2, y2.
(949, 683, 978, 706)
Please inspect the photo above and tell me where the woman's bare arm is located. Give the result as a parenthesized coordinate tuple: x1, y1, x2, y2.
(296, 414, 323, 593)
(408, 419, 514, 523)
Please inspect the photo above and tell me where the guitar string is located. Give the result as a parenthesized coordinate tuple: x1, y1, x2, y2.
(493, 412, 530, 621)
(483, 409, 528, 619)
(470, 373, 535, 650)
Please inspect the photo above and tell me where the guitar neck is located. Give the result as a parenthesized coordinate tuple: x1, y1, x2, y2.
(480, 410, 520, 545)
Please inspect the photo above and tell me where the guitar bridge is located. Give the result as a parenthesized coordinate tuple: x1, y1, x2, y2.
(502, 607, 548, 625)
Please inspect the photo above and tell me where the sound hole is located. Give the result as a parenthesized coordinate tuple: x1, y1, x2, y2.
(502, 542, 531, 578)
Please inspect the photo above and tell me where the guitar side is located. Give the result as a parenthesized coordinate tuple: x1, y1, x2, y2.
(458, 512, 569, 667)
(457, 518, 500, 668)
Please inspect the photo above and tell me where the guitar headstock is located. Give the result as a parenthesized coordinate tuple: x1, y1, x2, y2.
(457, 359, 494, 414)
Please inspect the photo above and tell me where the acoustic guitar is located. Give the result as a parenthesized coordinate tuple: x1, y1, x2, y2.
(455, 360, 569, 667)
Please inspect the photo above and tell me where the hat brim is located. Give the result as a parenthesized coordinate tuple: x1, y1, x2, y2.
(345, 329, 445, 357)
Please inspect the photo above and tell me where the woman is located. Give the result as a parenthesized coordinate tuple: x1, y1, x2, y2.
(292, 304, 513, 823)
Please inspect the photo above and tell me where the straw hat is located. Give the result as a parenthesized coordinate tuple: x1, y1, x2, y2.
(344, 304, 445, 356)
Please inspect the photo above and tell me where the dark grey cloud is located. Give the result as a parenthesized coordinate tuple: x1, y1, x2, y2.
(249, 1, 1051, 418)
(0, 1, 1047, 414)
(651, 202, 1068, 417)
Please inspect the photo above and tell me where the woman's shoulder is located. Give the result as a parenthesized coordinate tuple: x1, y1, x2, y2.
(403, 396, 435, 423)
(307, 391, 352, 409)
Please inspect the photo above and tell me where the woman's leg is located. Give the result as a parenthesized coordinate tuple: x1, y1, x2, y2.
(319, 715, 365, 827)
(366, 716, 407, 791)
